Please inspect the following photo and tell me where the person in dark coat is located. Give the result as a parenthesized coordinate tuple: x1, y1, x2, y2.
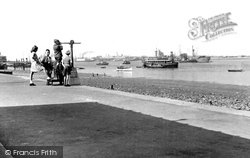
(53, 39, 63, 64)
(53, 39, 64, 84)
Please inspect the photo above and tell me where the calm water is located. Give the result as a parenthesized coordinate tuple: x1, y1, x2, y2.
(75, 58, 250, 86)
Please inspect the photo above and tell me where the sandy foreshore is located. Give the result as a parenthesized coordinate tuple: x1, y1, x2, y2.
(12, 69, 250, 111)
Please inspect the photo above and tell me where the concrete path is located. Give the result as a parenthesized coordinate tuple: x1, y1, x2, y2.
(1, 73, 250, 141)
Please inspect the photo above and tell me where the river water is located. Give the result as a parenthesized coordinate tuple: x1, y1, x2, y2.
(75, 58, 250, 86)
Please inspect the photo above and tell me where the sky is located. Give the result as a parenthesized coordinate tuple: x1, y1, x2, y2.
(0, 0, 249, 60)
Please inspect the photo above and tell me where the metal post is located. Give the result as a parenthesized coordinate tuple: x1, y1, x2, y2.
(61, 40, 81, 68)
(70, 44, 74, 67)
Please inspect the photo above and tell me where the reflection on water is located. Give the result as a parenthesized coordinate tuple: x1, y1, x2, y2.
(75, 58, 250, 86)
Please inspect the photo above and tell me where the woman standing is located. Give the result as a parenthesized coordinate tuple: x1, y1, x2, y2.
(30, 45, 42, 86)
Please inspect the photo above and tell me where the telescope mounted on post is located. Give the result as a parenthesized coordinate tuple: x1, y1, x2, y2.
(60, 40, 81, 68)
(60, 40, 81, 85)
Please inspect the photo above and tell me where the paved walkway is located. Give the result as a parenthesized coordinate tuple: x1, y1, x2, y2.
(1, 73, 250, 151)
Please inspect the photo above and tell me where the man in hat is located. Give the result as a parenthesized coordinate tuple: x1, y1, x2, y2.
(53, 39, 63, 64)
(53, 39, 64, 84)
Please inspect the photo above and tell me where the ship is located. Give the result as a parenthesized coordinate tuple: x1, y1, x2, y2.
(142, 49, 178, 68)
(196, 56, 211, 63)
(179, 46, 211, 63)
(76, 58, 95, 62)
(179, 54, 197, 63)
(76, 51, 96, 62)
(143, 60, 178, 68)
(96, 61, 109, 65)
(122, 60, 131, 64)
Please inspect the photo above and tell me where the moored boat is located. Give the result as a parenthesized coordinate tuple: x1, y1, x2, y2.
(122, 60, 131, 64)
(96, 61, 109, 65)
(116, 66, 132, 71)
(76, 67, 85, 69)
(143, 50, 178, 68)
(143, 60, 178, 68)
(228, 69, 243, 72)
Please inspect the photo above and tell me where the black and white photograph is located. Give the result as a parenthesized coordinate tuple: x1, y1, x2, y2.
(0, 0, 250, 157)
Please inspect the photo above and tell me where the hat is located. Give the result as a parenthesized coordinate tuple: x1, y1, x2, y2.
(31, 45, 38, 52)
(54, 39, 60, 44)
(65, 50, 70, 55)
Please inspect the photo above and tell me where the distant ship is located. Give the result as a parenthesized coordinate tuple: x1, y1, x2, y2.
(142, 50, 178, 68)
(143, 59, 178, 68)
(196, 56, 211, 63)
(96, 61, 109, 65)
(179, 57, 197, 63)
(76, 51, 96, 62)
(179, 46, 210, 63)
(122, 60, 131, 64)
(76, 58, 95, 62)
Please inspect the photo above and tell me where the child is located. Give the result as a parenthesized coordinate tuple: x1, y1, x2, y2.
(41, 49, 53, 85)
(62, 50, 72, 86)
(30, 45, 43, 86)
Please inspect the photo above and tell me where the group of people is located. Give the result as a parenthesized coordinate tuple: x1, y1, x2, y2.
(29, 39, 72, 87)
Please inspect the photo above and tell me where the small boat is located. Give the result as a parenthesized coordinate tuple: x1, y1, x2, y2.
(116, 66, 132, 71)
(228, 69, 243, 72)
(96, 61, 109, 65)
(100, 66, 106, 69)
(122, 60, 131, 64)
(136, 66, 142, 68)
(77, 67, 85, 69)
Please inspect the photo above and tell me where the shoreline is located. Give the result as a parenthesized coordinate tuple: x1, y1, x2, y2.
(11, 69, 250, 111)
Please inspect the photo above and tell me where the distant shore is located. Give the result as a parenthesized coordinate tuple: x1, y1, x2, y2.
(12, 69, 250, 111)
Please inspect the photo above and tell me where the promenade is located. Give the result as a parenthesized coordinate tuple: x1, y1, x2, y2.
(1, 73, 250, 157)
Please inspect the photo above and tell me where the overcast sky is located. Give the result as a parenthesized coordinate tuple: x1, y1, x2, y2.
(0, 0, 249, 60)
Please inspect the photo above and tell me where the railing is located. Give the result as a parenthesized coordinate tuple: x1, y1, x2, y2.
(12, 62, 31, 70)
